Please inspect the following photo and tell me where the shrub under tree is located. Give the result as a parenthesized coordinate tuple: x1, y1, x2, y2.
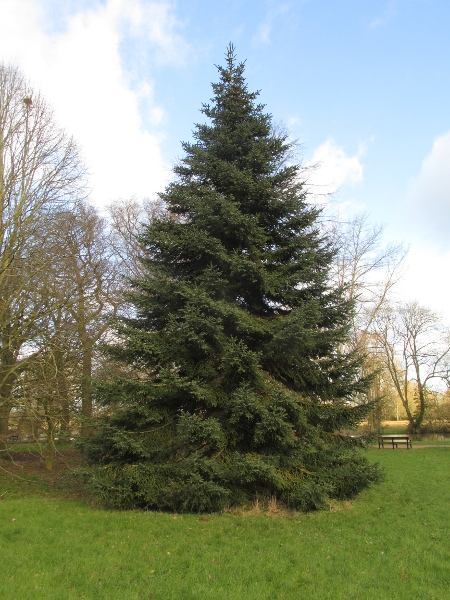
(81, 46, 383, 512)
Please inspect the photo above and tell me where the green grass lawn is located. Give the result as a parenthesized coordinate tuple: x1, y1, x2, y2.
(1, 446, 449, 599)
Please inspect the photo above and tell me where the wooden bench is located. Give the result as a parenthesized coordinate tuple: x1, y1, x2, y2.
(378, 434, 412, 449)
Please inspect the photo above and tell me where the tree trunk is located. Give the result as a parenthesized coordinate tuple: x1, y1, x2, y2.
(403, 397, 417, 433)
(54, 342, 71, 436)
(59, 398, 71, 436)
(44, 401, 56, 470)
(0, 402, 12, 450)
(0, 360, 17, 450)
(80, 344, 93, 437)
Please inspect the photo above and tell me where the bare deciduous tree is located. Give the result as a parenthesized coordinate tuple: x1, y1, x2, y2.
(0, 63, 85, 447)
(108, 197, 167, 280)
(52, 201, 122, 436)
(373, 301, 450, 432)
(329, 212, 407, 333)
(326, 212, 407, 424)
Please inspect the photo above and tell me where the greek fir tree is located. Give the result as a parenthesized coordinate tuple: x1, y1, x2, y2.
(82, 46, 382, 512)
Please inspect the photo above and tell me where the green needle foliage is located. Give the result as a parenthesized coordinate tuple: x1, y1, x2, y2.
(82, 45, 382, 512)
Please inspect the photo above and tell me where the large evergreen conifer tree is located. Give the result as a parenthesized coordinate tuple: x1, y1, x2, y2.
(83, 46, 382, 512)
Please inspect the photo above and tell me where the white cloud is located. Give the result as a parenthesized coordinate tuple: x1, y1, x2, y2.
(406, 130, 450, 249)
(0, 0, 188, 207)
(394, 243, 450, 327)
(254, 21, 271, 45)
(117, 0, 190, 66)
(305, 139, 364, 200)
(369, 0, 398, 30)
(287, 115, 301, 129)
(253, 4, 290, 45)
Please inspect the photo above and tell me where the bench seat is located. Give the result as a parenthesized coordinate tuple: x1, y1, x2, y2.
(378, 435, 412, 449)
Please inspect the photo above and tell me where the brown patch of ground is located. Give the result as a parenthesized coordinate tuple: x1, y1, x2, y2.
(0, 448, 90, 500)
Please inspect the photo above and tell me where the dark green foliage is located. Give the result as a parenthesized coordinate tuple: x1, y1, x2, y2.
(81, 45, 382, 511)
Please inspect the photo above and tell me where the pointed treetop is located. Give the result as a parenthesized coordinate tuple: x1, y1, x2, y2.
(225, 42, 237, 71)
(213, 43, 247, 86)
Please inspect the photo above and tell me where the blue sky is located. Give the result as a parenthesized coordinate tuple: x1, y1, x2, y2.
(2, 0, 450, 322)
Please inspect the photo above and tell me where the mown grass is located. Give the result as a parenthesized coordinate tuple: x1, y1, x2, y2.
(1, 446, 449, 599)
